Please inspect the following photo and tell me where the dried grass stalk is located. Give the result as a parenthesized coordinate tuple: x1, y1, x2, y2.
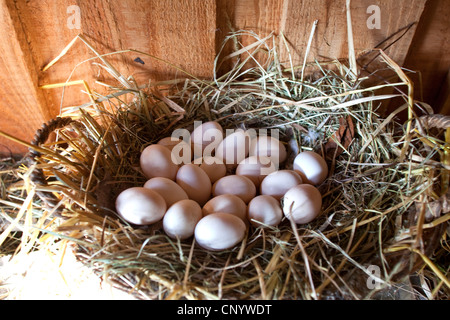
(0, 30, 449, 300)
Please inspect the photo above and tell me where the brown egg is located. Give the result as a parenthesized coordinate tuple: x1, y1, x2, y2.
(260, 170, 303, 200)
(176, 164, 212, 206)
(191, 121, 224, 159)
(194, 213, 246, 251)
(198, 156, 227, 183)
(143, 177, 189, 207)
(157, 136, 192, 165)
(282, 184, 322, 224)
(115, 187, 166, 225)
(212, 175, 256, 204)
(293, 151, 328, 185)
(247, 195, 283, 227)
(249, 135, 287, 165)
(215, 129, 251, 167)
(202, 194, 247, 222)
(236, 156, 277, 188)
(163, 199, 202, 240)
(140, 144, 179, 180)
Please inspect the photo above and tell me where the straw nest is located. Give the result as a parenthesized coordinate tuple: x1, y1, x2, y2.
(1, 30, 449, 300)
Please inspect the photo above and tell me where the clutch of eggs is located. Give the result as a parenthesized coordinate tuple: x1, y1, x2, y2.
(116, 121, 328, 251)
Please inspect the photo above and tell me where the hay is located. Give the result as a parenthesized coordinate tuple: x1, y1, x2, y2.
(0, 29, 449, 300)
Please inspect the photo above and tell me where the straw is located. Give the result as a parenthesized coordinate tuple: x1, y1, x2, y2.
(0, 27, 448, 300)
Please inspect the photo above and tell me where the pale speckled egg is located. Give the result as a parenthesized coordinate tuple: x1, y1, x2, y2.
(282, 184, 322, 224)
(247, 195, 283, 227)
(157, 136, 192, 165)
(197, 156, 227, 183)
(202, 194, 247, 222)
(236, 156, 277, 188)
(212, 175, 256, 204)
(215, 129, 251, 167)
(163, 199, 202, 240)
(194, 213, 246, 251)
(293, 151, 328, 185)
(115, 187, 166, 225)
(176, 164, 212, 206)
(249, 136, 287, 165)
(143, 177, 189, 207)
(140, 144, 179, 180)
(191, 121, 223, 159)
(260, 170, 303, 200)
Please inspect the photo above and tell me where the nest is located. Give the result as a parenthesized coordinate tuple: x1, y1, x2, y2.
(1, 30, 449, 300)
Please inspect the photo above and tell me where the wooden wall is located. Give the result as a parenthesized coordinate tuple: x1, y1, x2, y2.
(0, 0, 448, 155)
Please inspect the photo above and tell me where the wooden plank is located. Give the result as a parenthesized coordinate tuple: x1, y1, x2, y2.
(77, 0, 217, 82)
(403, 0, 450, 114)
(10, 0, 91, 118)
(215, 0, 426, 71)
(0, 0, 440, 155)
(0, 0, 217, 155)
(436, 69, 450, 115)
(0, 0, 49, 155)
(215, 0, 427, 117)
(15, 0, 216, 106)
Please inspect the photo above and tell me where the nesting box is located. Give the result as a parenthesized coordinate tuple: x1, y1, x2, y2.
(0, 0, 449, 301)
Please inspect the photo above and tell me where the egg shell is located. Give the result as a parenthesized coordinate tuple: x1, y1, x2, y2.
(191, 121, 224, 159)
(249, 136, 287, 165)
(247, 195, 283, 227)
(163, 199, 202, 240)
(157, 137, 192, 165)
(176, 164, 212, 206)
(140, 144, 179, 180)
(194, 212, 246, 251)
(115, 187, 167, 225)
(215, 129, 251, 167)
(236, 156, 277, 188)
(202, 194, 247, 222)
(282, 184, 322, 224)
(143, 177, 189, 207)
(212, 175, 256, 204)
(196, 156, 227, 183)
(293, 151, 328, 185)
(260, 170, 303, 200)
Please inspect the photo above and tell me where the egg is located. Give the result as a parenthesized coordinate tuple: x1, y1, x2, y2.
(215, 129, 251, 167)
(157, 136, 192, 165)
(140, 144, 179, 180)
(282, 184, 322, 224)
(176, 164, 212, 206)
(236, 156, 276, 188)
(249, 135, 287, 165)
(260, 170, 303, 200)
(202, 194, 247, 222)
(163, 199, 202, 240)
(293, 151, 328, 185)
(190, 121, 223, 159)
(143, 177, 189, 207)
(194, 213, 246, 251)
(115, 187, 166, 225)
(247, 195, 283, 227)
(197, 156, 227, 183)
(212, 175, 256, 204)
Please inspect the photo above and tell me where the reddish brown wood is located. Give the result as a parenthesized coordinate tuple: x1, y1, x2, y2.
(0, 0, 48, 155)
(403, 0, 450, 114)
(0, 0, 447, 155)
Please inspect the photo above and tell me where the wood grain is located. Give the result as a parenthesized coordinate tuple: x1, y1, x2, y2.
(0, 0, 48, 155)
(0, 0, 216, 155)
(215, 0, 426, 71)
(0, 0, 445, 155)
(215, 0, 426, 116)
(403, 0, 450, 114)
